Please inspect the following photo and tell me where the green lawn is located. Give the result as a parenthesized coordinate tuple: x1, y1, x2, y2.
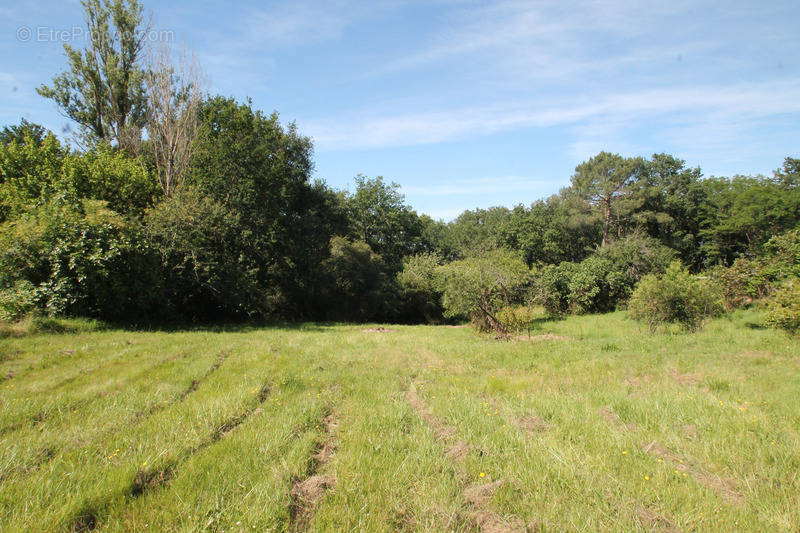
(0, 310, 798, 532)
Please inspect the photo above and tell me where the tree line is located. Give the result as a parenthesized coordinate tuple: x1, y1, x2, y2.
(1, 0, 798, 330)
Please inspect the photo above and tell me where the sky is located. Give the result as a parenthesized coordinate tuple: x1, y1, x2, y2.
(2, 0, 799, 220)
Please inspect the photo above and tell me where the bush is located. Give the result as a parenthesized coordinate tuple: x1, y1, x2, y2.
(435, 248, 530, 334)
(713, 258, 773, 310)
(496, 305, 548, 336)
(765, 281, 800, 334)
(0, 200, 161, 320)
(398, 252, 443, 323)
(533, 235, 675, 315)
(320, 236, 391, 321)
(629, 261, 724, 332)
(145, 187, 262, 319)
(0, 279, 38, 321)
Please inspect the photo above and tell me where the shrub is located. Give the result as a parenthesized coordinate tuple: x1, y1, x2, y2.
(0, 279, 38, 321)
(0, 200, 161, 320)
(398, 252, 443, 324)
(713, 258, 773, 310)
(145, 187, 263, 319)
(629, 261, 724, 332)
(765, 281, 800, 334)
(435, 248, 530, 334)
(496, 305, 548, 336)
(533, 235, 675, 315)
(321, 236, 390, 322)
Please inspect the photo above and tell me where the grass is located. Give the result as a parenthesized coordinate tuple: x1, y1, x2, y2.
(0, 309, 798, 532)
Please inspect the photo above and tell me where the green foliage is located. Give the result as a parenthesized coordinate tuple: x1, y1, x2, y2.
(629, 261, 724, 332)
(0, 200, 160, 320)
(570, 152, 645, 246)
(345, 175, 427, 269)
(189, 96, 324, 316)
(321, 236, 390, 321)
(398, 252, 443, 323)
(0, 279, 38, 321)
(0, 119, 48, 146)
(763, 227, 800, 278)
(533, 235, 675, 315)
(765, 281, 800, 334)
(713, 258, 773, 310)
(697, 175, 800, 265)
(63, 144, 160, 216)
(0, 132, 66, 221)
(144, 187, 259, 319)
(495, 305, 547, 335)
(37, 0, 148, 149)
(435, 248, 530, 333)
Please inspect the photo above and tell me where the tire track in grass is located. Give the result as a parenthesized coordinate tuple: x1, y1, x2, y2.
(598, 404, 743, 529)
(599, 404, 744, 504)
(0, 352, 229, 485)
(289, 407, 339, 531)
(0, 350, 194, 437)
(129, 350, 230, 425)
(405, 382, 528, 533)
(69, 382, 273, 532)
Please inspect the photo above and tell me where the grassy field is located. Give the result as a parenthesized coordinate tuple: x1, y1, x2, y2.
(0, 310, 798, 532)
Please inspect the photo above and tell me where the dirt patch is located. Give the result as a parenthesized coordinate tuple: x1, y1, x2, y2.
(290, 474, 334, 523)
(635, 507, 680, 532)
(362, 327, 397, 333)
(472, 511, 528, 533)
(69, 507, 98, 532)
(131, 464, 176, 496)
(670, 369, 702, 386)
(598, 406, 638, 432)
(517, 415, 549, 435)
(464, 480, 505, 506)
(290, 409, 339, 531)
(446, 440, 472, 460)
(642, 441, 743, 504)
(513, 334, 568, 342)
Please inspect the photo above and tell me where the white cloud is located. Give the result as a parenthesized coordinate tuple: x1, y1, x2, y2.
(306, 80, 800, 152)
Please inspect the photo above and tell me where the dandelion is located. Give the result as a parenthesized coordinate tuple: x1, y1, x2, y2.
(658, 459, 663, 463)
(644, 476, 650, 481)
(479, 472, 486, 478)
(622, 451, 628, 455)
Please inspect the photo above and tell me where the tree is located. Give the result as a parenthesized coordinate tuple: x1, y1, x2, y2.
(321, 237, 389, 321)
(570, 152, 644, 247)
(188, 96, 320, 317)
(145, 45, 203, 196)
(345, 175, 426, 269)
(0, 119, 48, 147)
(37, 0, 149, 151)
(435, 248, 530, 335)
(398, 252, 443, 323)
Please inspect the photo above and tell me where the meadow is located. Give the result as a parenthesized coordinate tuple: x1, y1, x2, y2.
(0, 310, 798, 532)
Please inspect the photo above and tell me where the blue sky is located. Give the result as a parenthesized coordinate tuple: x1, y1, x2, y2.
(2, 0, 799, 220)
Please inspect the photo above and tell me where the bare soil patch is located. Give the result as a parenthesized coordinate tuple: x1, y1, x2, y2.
(670, 369, 702, 386)
(635, 507, 680, 532)
(290, 409, 339, 531)
(598, 406, 638, 432)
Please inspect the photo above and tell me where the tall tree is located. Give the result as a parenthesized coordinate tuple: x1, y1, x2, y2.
(345, 175, 426, 269)
(38, 0, 149, 151)
(570, 152, 644, 247)
(145, 45, 203, 196)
